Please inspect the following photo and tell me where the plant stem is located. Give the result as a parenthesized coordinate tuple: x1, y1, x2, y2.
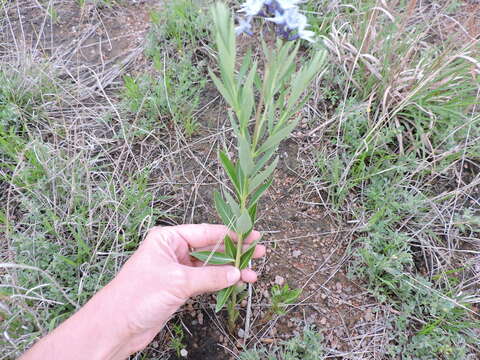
(228, 180, 249, 332)
(227, 231, 244, 332)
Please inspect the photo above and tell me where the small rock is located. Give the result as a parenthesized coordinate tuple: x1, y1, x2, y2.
(241, 299, 248, 307)
(320, 293, 327, 300)
(197, 312, 204, 325)
(364, 308, 375, 322)
(238, 328, 245, 338)
(275, 275, 285, 286)
(320, 317, 327, 325)
(180, 349, 188, 357)
(292, 250, 302, 258)
(335, 282, 342, 292)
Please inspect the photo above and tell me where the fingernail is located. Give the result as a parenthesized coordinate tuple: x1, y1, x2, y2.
(227, 268, 240, 285)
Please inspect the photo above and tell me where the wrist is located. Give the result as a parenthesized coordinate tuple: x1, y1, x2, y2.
(20, 280, 140, 360)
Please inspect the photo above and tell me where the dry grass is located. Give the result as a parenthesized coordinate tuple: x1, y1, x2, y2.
(1, 0, 479, 359)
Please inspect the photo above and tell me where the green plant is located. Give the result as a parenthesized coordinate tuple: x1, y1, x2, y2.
(188, 3, 326, 331)
(125, 5, 208, 138)
(240, 326, 324, 360)
(169, 323, 186, 357)
(147, 0, 209, 53)
(270, 284, 302, 316)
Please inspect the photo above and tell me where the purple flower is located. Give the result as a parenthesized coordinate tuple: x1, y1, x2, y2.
(236, 0, 316, 42)
(239, 0, 265, 16)
(235, 17, 254, 36)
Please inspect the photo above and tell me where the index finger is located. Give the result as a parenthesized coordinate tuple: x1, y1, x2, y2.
(160, 223, 261, 249)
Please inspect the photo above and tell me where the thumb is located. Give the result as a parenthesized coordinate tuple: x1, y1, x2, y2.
(185, 266, 240, 296)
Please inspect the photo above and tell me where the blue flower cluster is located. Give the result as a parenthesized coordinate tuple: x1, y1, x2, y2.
(235, 0, 315, 42)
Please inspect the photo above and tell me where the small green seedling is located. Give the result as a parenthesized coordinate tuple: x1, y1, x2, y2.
(270, 284, 302, 315)
(169, 323, 186, 357)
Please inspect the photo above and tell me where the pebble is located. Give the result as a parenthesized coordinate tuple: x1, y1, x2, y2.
(238, 328, 245, 338)
(320, 293, 328, 300)
(180, 349, 188, 357)
(292, 250, 302, 257)
(197, 312, 204, 325)
(364, 308, 375, 322)
(335, 282, 343, 292)
(275, 275, 285, 286)
(320, 317, 327, 325)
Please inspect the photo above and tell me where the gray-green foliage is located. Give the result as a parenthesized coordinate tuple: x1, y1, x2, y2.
(122, 0, 209, 137)
(121, 54, 206, 137)
(169, 323, 186, 357)
(270, 284, 302, 315)
(240, 327, 324, 360)
(0, 67, 167, 355)
(313, 1, 480, 357)
(189, 3, 327, 330)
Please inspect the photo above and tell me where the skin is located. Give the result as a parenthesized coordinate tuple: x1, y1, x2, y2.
(20, 224, 265, 360)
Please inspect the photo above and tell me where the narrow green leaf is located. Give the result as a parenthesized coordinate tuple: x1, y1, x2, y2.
(224, 190, 240, 216)
(224, 235, 237, 259)
(253, 147, 275, 173)
(209, 69, 235, 109)
(238, 62, 257, 128)
(219, 150, 240, 193)
(239, 241, 257, 269)
(228, 110, 241, 138)
(214, 190, 235, 228)
(190, 251, 235, 265)
(287, 50, 327, 110)
(216, 285, 234, 312)
(248, 203, 257, 223)
(249, 178, 273, 207)
(238, 136, 255, 175)
(236, 162, 246, 193)
(283, 288, 302, 303)
(256, 119, 299, 155)
(238, 48, 252, 82)
(248, 157, 278, 193)
(236, 209, 252, 234)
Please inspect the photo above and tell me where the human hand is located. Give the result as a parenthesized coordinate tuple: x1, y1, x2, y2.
(20, 224, 264, 360)
(106, 223, 265, 354)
